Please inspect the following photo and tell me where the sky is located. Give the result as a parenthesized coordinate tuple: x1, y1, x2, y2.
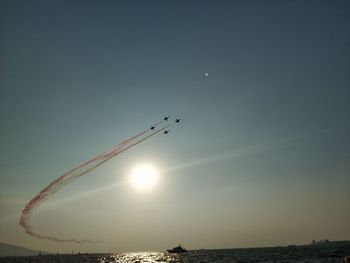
(0, 0, 349, 253)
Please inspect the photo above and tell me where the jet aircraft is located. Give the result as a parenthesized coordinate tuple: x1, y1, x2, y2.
(164, 116, 170, 121)
(164, 130, 169, 134)
(150, 126, 155, 130)
(175, 119, 181, 123)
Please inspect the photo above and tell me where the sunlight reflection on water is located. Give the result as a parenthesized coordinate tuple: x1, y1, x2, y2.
(99, 252, 179, 263)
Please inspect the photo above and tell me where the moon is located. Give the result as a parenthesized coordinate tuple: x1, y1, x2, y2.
(130, 163, 159, 191)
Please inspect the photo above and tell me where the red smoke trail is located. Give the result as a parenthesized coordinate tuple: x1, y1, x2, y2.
(19, 122, 170, 243)
(101, 119, 164, 159)
(20, 126, 151, 217)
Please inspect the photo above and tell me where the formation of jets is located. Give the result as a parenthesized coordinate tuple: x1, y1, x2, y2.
(150, 116, 181, 134)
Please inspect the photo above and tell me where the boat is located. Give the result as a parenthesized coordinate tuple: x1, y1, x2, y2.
(167, 244, 187, 253)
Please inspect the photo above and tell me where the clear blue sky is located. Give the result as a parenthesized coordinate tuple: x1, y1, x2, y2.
(0, 0, 349, 253)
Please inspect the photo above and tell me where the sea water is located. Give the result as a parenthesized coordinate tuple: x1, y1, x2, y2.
(98, 244, 350, 263)
(1, 243, 349, 263)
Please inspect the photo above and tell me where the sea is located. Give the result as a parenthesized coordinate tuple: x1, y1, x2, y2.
(1, 242, 350, 263)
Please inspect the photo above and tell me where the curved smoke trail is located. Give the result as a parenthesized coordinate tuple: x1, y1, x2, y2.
(19, 121, 171, 243)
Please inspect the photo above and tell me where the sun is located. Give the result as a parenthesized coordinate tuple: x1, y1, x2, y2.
(130, 163, 159, 191)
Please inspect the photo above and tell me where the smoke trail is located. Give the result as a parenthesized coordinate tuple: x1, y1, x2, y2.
(19, 122, 170, 243)
(101, 119, 165, 159)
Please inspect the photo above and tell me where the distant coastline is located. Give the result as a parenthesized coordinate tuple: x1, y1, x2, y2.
(1, 241, 350, 263)
(0, 242, 50, 257)
(192, 240, 350, 252)
(1, 240, 350, 258)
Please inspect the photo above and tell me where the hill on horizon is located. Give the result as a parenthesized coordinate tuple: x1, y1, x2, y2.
(0, 242, 48, 257)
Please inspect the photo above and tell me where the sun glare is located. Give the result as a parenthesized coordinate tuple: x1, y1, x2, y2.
(130, 164, 158, 191)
